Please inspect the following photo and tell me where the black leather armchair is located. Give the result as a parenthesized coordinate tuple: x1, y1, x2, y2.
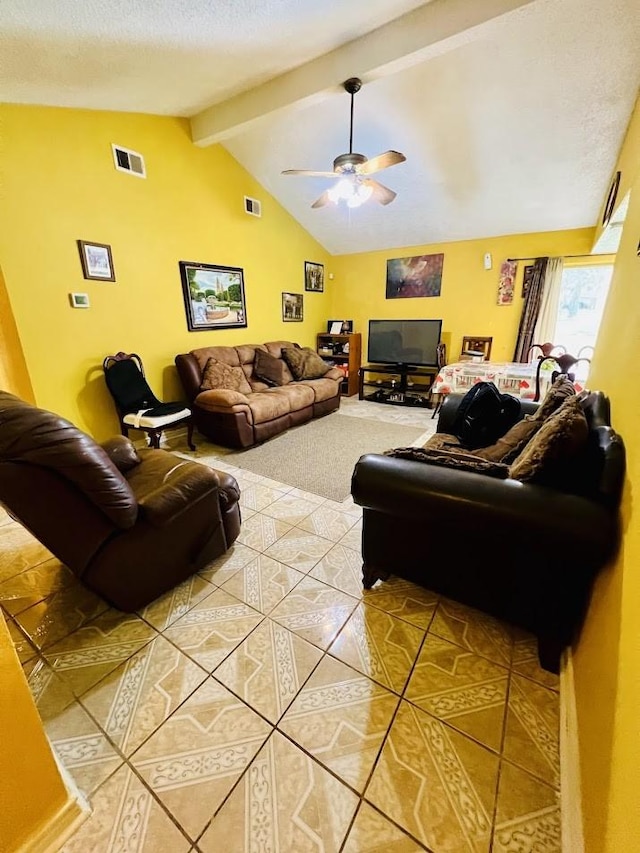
(351, 391, 625, 671)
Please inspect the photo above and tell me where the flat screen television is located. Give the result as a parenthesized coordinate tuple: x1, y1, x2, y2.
(368, 319, 442, 367)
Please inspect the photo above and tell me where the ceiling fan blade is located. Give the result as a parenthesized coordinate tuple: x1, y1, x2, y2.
(311, 190, 333, 209)
(357, 150, 406, 176)
(365, 179, 397, 205)
(282, 169, 341, 178)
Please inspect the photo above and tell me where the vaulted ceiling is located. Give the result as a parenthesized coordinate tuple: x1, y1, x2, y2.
(2, 0, 639, 254)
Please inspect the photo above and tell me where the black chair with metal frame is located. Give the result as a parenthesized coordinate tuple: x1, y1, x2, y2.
(430, 342, 448, 419)
(534, 354, 592, 402)
(103, 352, 195, 450)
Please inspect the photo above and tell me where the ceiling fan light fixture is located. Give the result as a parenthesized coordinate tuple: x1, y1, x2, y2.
(347, 182, 373, 208)
(328, 177, 355, 203)
(283, 76, 405, 209)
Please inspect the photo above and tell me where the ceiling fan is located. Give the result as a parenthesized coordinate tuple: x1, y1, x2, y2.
(282, 77, 406, 209)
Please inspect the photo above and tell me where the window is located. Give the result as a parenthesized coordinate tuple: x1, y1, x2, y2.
(553, 264, 613, 357)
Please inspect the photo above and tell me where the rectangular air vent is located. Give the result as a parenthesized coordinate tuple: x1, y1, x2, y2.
(244, 196, 262, 217)
(112, 144, 146, 178)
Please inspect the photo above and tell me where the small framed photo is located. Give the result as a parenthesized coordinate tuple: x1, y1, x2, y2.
(327, 320, 353, 334)
(304, 261, 324, 292)
(282, 292, 303, 322)
(69, 292, 90, 308)
(77, 240, 115, 281)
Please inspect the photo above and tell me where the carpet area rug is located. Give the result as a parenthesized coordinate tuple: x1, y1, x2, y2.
(216, 413, 427, 501)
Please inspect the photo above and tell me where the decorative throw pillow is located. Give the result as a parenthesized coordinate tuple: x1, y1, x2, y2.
(475, 416, 541, 463)
(423, 433, 461, 451)
(200, 358, 252, 394)
(253, 349, 293, 386)
(532, 375, 576, 421)
(509, 397, 588, 483)
(281, 347, 330, 381)
(384, 446, 510, 479)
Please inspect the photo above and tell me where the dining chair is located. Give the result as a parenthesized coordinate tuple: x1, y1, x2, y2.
(460, 336, 493, 361)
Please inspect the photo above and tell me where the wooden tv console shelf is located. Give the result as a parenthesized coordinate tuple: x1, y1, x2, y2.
(358, 364, 438, 408)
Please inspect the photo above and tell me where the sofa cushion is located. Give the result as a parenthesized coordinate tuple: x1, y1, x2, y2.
(475, 417, 541, 463)
(532, 375, 576, 421)
(384, 446, 510, 478)
(267, 384, 315, 409)
(253, 349, 294, 386)
(191, 346, 240, 373)
(297, 376, 340, 403)
(246, 391, 291, 423)
(509, 397, 588, 484)
(194, 389, 251, 412)
(201, 358, 252, 394)
(282, 346, 330, 381)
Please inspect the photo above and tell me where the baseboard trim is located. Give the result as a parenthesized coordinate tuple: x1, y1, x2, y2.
(16, 792, 89, 853)
(560, 648, 585, 853)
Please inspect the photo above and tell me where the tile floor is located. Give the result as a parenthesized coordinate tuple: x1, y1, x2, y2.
(0, 402, 562, 853)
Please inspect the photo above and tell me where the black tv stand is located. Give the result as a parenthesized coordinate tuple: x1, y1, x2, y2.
(358, 364, 438, 408)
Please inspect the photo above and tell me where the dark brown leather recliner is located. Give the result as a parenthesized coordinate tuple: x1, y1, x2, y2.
(0, 392, 241, 611)
(351, 391, 625, 672)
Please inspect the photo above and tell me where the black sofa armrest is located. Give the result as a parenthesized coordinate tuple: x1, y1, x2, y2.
(351, 453, 615, 555)
(437, 392, 540, 435)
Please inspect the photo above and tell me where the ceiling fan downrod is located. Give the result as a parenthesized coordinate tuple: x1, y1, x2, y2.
(343, 77, 361, 155)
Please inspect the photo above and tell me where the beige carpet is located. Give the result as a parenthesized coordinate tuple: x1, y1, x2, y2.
(219, 413, 426, 501)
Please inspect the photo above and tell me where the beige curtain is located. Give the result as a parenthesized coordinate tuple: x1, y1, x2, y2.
(533, 257, 564, 350)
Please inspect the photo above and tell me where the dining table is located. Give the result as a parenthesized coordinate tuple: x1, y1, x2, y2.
(430, 359, 587, 402)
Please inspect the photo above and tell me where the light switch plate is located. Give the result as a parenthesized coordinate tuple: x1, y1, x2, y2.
(483, 252, 493, 270)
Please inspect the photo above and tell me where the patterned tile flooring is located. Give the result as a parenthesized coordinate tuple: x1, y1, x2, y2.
(0, 402, 562, 852)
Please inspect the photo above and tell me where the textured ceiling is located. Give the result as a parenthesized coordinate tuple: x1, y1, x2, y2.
(224, 0, 640, 253)
(2, 0, 639, 254)
(0, 0, 428, 115)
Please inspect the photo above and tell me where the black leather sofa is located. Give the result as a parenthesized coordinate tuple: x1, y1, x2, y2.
(351, 391, 625, 671)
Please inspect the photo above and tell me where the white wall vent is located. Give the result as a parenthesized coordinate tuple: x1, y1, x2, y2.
(244, 196, 262, 217)
(112, 144, 146, 178)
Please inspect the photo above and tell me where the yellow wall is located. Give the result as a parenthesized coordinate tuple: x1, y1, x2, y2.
(0, 265, 34, 402)
(0, 104, 332, 439)
(574, 93, 640, 853)
(0, 614, 71, 851)
(330, 229, 595, 362)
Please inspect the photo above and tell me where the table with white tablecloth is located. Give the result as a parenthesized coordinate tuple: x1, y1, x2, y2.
(430, 360, 587, 402)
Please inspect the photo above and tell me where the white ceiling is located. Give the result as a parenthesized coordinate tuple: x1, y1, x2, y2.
(2, 0, 639, 255)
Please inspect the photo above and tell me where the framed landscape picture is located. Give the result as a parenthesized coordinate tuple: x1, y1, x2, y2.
(304, 261, 324, 292)
(77, 240, 115, 281)
(179, 261, 247, 331)
(282, 291, 303, 321)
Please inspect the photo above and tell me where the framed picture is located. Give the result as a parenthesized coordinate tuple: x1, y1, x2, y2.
(179, 261, 248, 331)
(386, 254, 444, 298)
(304, 261, 324, 292)
(282, 291, 303, 322)
(522, 264, 535, 298)
(497, 260, 517, 305)
(327, 320, 353, 334)
(77, 240, 115, 281)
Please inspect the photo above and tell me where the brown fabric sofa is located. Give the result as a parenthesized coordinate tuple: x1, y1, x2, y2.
(351, 391, 625, 672)
(0, 392, 241, 611)
(175, 341, 342, 448)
